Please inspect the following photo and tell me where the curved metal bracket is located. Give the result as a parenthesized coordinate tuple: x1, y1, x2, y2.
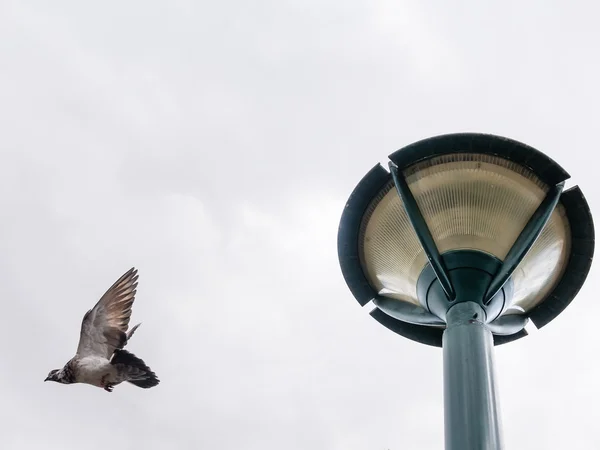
(388, 161, 456, 300)
(486, 314, 529, 336)
(373, 296, 446, 327)
(484, 181, 565, 303)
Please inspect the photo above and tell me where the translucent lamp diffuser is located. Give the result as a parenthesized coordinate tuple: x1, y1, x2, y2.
(359, 153, 571, 314)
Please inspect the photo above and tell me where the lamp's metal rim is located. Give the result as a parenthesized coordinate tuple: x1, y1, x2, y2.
(527, 186, 595, 329)
(388, 132, 570, 186)
(337, 133, 595, 347)
(338, 163, 388, 306)
(369, 306, 529, 348)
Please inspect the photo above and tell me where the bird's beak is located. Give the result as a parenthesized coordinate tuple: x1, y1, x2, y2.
(44, 376, 50, 382)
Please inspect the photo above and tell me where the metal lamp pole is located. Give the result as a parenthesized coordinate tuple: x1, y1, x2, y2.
(443, 302, 502, 449)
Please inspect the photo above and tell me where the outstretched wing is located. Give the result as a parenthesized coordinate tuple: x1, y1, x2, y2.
(76, 267, 139, 359)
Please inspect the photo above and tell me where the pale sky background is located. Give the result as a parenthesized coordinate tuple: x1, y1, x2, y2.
(1, 1, 599, 449)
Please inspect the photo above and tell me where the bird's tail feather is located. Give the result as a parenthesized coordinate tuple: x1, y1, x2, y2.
(110, 349, 159, 389)
(126, 323, 141, 343)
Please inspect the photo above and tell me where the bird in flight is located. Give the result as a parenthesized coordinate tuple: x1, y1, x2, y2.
(45, 267, 159, 392)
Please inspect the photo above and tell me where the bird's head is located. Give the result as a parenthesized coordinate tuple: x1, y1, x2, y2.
(44, 369, 68, 384)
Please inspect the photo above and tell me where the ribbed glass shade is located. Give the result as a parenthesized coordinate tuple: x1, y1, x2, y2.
(359, 153, 571, 313)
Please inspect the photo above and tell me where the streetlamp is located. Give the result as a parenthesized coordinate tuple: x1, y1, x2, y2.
(337, 133, 594, 450)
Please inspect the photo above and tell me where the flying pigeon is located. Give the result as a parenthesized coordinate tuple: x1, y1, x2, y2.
(45, 267, 159, 392)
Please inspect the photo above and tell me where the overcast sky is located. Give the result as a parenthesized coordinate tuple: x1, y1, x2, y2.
(1, 1, 599, 449)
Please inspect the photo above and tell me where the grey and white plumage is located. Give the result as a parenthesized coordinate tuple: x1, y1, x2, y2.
(45, 267, 159, 392)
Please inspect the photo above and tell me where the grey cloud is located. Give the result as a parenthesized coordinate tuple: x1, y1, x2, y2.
(1, 1, 599, 449)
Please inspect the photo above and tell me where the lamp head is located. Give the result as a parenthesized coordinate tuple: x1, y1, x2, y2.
(338, 133, 594, 346)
